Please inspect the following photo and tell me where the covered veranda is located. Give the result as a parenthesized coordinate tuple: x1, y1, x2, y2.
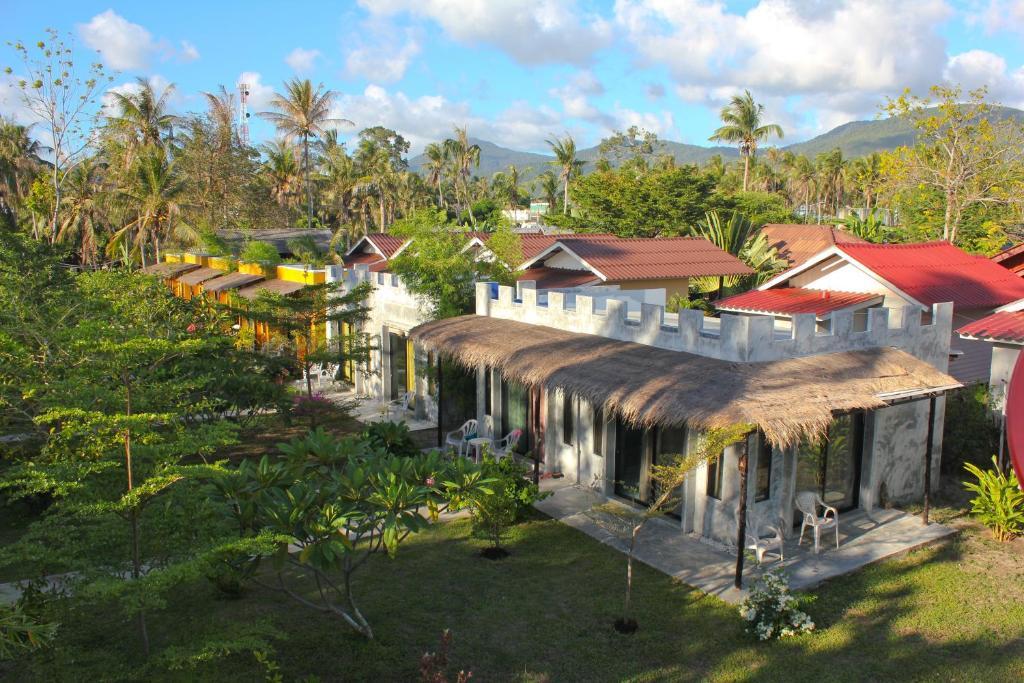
(410, 314, 961, 593)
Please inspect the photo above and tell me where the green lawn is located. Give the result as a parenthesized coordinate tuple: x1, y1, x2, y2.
(4, 508, 1023, 682)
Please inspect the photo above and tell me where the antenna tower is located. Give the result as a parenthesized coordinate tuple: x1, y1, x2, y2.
(237, 82, 251, 146)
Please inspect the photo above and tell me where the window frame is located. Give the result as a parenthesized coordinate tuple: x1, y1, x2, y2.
(706, 452, 724, 500)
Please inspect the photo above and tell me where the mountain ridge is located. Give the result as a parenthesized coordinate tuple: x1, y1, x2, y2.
(409, 106, 1024, 182)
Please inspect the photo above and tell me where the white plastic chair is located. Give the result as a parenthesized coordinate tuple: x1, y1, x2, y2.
(491, 429, 523, 461)
(388, 392, 414, 420)
(745, 514, 785, 564)
(444, 419, 478, 457)
(796, 491, 839, 554)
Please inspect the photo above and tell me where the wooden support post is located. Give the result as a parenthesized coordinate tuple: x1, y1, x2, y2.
(734, 434, 751, 590)
(922, 395, 936, 526)
(436, 357, 444, 449)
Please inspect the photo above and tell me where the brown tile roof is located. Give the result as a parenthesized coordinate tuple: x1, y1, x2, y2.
(760, 224, 866, 267)
(543, 237, 753, 281)
(202, 272, 264, 293)
(364, 233, 407, 258)
(177, 266, 225, 286)
(235, 279, 306, 300)
(991, 242, 1024, 275)
(516, 267, 600, 289)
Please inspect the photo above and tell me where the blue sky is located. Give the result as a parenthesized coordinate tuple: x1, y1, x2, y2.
(4, 1, 1024, 154)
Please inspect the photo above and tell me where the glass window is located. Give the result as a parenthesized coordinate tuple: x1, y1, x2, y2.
(388, 332, 408, 399)
(501, 380, 530, 453)
(707, 453, 724, 500)
(562, 395, 574, 445)
(752, 432, 772, 502)
(592, 406, 604, 456)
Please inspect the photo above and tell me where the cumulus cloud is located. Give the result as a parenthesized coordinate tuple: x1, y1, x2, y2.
(944, 49, 1024, 106)
(285, 47, 321, 73)
(332, 84, 567, 153)
(238, 72, 277, 112)
(78, 10, 200, 71)
(967, 0, 1024, 34)
(357, 0, 611, 65)
(616, 0, 954, 133)
(346, 35, 420, 83)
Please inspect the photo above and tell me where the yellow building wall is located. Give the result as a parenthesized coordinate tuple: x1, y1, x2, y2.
(609, 277, 690, 300)
(183, 253, 208, 265)
(277, 265, 326, 285)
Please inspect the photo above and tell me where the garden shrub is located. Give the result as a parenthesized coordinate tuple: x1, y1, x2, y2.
(463, 455, 548, 558)
(363, 421, 421, 458)
(942, 385, 1000, 475)
(963, 456, 1024, 541)
(738, 569, 815, 641)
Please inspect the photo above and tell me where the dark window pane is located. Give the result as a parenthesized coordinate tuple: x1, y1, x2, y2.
(707, 453, 724, 500)
(592, 406, 604, 456)
(563, 395, 574, 445)
(753, 432, 772, 502)
(501, 380, 530, 453)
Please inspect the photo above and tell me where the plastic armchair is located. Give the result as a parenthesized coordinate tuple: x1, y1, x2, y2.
(444, 419, 478, 457)
(388, 392, 414, 420)
(491, 429, 523, 461)
(745, 514, 785, 564)
(796, 491, 839, 554)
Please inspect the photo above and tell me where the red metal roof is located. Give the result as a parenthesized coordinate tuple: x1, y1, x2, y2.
(957, 311, 1024, 343)
(760, 224, 866, 267)
(342, 251, 386, 267)
(836, 241, 1024, 310)
(716, 287, 881, 316)
(517, 266, 600, 289)
(365, 233, 407, 258)
(545, 237, 753, 281)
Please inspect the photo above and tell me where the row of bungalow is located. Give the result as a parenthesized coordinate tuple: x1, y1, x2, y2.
(146, 225, 1024, 552)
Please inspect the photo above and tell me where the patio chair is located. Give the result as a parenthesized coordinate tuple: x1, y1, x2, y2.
(745, 514, 784, 564)
(388, 392, 414, 421)
(796, 491, 839, 554)
(444, 419, 478, 457)
(491, 429, 523, 461)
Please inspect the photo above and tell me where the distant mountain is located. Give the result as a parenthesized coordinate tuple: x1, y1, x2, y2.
(408, 106, 1024, 182)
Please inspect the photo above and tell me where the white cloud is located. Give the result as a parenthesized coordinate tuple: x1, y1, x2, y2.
(358, 0, 611, 65)
(346, 35, 420, 83)
(78, 10, 200, 71)
(332, 84, 567, 153)
(285, 47, 321, 73)
(944, 49, 1024, 106)
(79, 10, 156, 70)
(967, 0, 1024, 34)
(616, 0, 954, 134)
(0, 74, 37, 125)
(180, 41, 200, 63)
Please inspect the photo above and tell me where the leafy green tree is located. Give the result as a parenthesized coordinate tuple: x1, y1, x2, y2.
(709, 90, 784, 192)
(106, 77, 179, 161)
(882, 84, 1024, 244)
(444, 127, 481, 225)
(239, 240, 282, 266)
(554, 166, 717, 237)
(260, 79, 351, 232)
(214, 429, 492, 639)
(692, 211, 784, 296)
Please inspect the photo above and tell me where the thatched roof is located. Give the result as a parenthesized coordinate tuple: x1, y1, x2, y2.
(410, 315, 960, 447)
(178, 267, 224, 286)
(202, 272, 263, 293)
(235, 278, 306, 300)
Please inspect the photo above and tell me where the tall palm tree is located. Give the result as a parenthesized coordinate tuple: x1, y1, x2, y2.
(202, 85, 237, 149)
(57, 157, 108, 267)
(260, 79, 352, 229)
(107, 78, 179, 163)
(423, 141, 448, 208)
(816, 148, 846, 218)
(112, 147, 193, 267)
(546, 134, 583, 214)
(261, 139, 302, 210)
(0, 118, 45, 226)
(708, 90, 784, 192)
(850, 152, 882, 212)
(789, 155, 817, 222)
(535, 171, 559, 211)
(444, 127, 481, 225)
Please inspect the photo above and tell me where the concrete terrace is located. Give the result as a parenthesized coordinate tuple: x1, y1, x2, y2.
(535, 481, 956, 604)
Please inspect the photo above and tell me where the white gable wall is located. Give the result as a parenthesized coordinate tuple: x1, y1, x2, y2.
(543, 249, 590, 271)
(788, 256, 913, 308)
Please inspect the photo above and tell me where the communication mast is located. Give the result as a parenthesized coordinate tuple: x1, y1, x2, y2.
(237, 82, 251, 146)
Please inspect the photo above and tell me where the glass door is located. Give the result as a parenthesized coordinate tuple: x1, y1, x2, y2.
(500, 380, 531, 453)
(614, 420, 647, 504)
(794, 413, 864, 522)
(388, 332, 408, 399)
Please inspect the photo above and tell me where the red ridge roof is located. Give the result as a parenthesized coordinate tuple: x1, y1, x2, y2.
(717, 287, 881, 316)
(958, 311, 1024, 343)
(991, 242, 1024, 275)
(836, 241, 1024, 310)
(542, 237, 753, 281)
(365, 233, 407, 258)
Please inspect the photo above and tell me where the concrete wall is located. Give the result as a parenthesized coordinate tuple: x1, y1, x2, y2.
(475, 282, 953, 368)
(611, 277, 689, 301)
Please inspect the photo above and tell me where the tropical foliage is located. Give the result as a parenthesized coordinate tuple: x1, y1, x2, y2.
(963, 457, 1024, 542)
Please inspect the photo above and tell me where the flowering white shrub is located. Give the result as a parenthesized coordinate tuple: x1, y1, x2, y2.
(738, 569, 815, 641)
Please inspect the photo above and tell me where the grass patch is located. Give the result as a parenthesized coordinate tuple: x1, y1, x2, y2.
(4, 512, 1022, 682)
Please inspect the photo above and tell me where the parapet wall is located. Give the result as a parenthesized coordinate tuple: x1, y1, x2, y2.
(475, 282, 953, 368)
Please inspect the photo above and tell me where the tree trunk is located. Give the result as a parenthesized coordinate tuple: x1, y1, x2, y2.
(922, 395, 936, 525)
(734, 440, 750, 589)
(124, 381, 150, 656)
(943, 189, 955, 242)
(51, 163, 61, 243)
(742, 154, 750, 193)
(625, 522, 642, 618)
(563, 174, 569, 214)
(305, 134, 313, 229)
